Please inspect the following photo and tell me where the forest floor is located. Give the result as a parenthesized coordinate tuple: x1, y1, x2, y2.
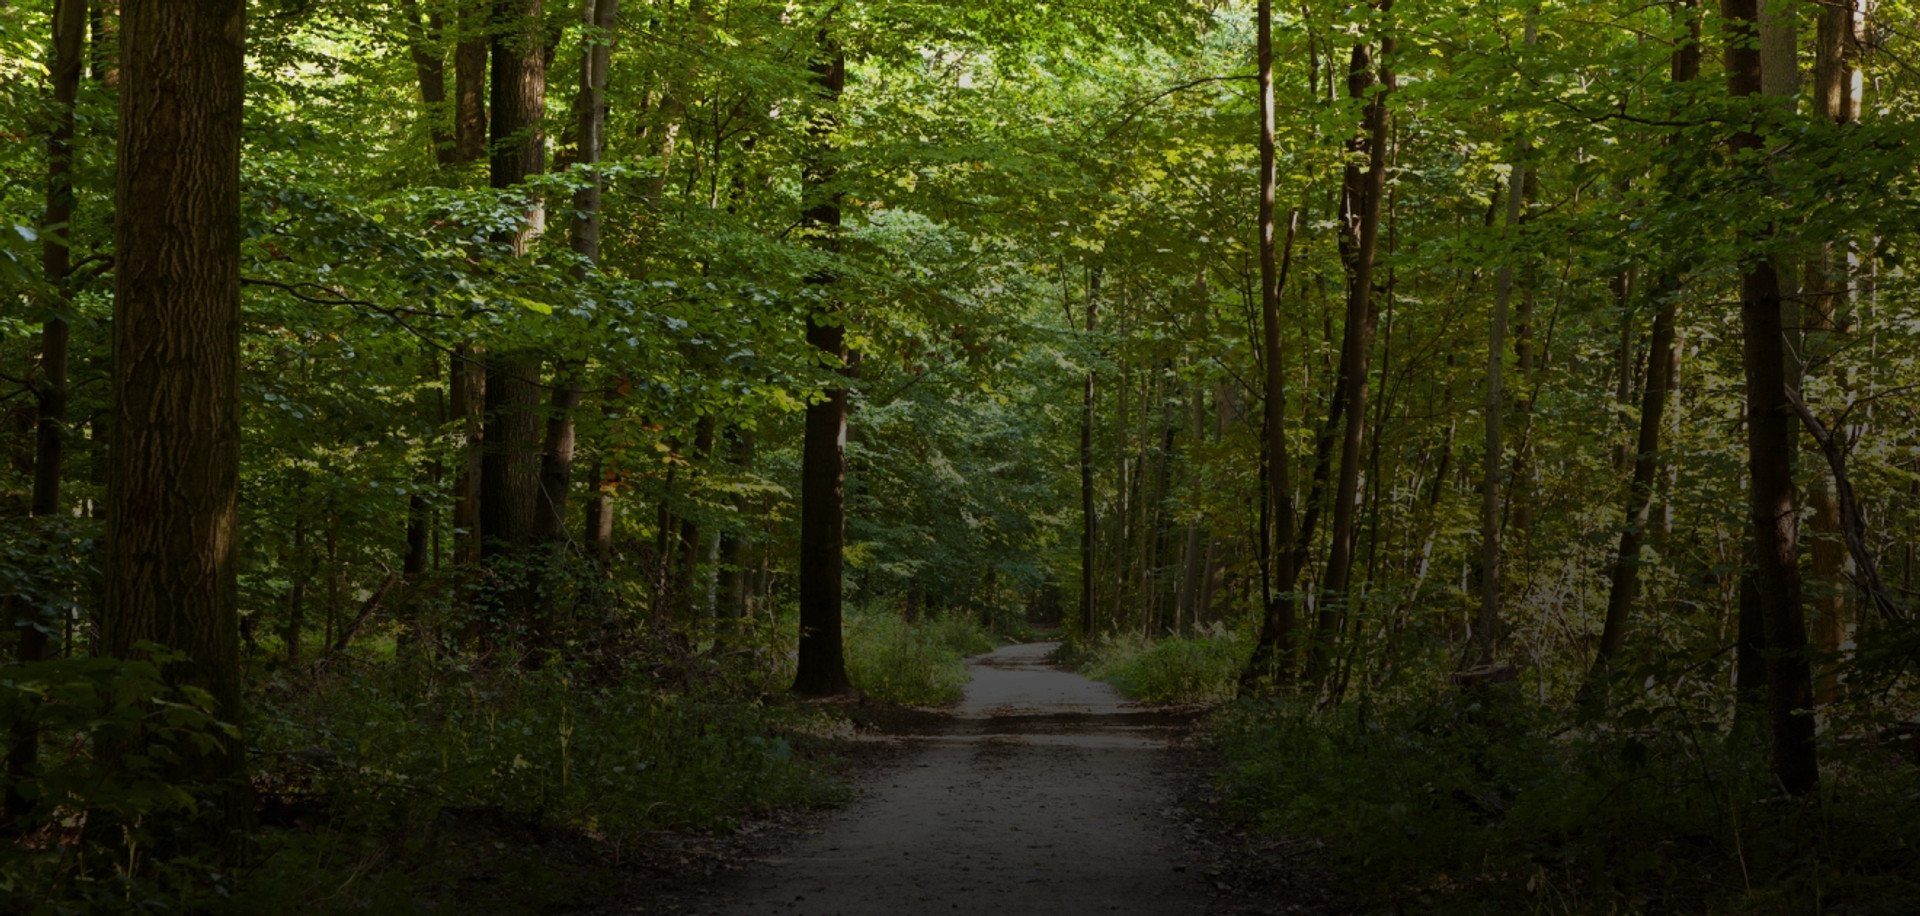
(598, 642, 1341, 916)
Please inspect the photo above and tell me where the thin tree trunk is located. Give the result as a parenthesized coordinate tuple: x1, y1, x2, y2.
(7, 0, 87, 819)
(1726, 0, 1818, 796)
(1080, 267, 1100, 639)
(103, 0, 248, 828)
(1804, 0, 1857, 704)
(1239, 0, 1299, 692)
(1588, 7, 1698, 679)
(674, 414, 716, 620)
(399, 0, 455, 165)
(791, 35, 852, 696)
(1473, 13, 1532, 670)
(1311, 13, 1394, 686)
(450, 343, 484, 567)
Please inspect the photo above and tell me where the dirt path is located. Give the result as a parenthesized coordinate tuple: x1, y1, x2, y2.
(685, 642, 1211, 915)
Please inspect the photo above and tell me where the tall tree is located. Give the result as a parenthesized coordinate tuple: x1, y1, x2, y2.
(479, 0, 547, 648)
(1724, 0, 1819, 796)
(1590, 4, 1699, 678)
(6, 0, 88, 822)
(790, 30, 853, 696)
(102, 0, 248, 815)
(1803, 0, 1859, 704)
(1079, 267, 1100, 639)
(1309, 3, 1394, 686)
(1471, 11, 1533, 671)
(1239, 0, 1299, 691)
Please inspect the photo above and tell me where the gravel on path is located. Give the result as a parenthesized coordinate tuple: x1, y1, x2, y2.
(683, 641, 1212, 916)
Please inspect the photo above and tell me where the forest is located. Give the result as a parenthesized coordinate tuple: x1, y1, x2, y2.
(3, 0, 1920, 911)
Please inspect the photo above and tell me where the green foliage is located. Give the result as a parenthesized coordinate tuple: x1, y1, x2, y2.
(0, 651, 241, 915)
(229, 658, 848, 912)
(1213, 692, 1920, 913)
(843, 605, 995, 705)
(1083, 626, 1247, 704)
(250, 660, 841, 837)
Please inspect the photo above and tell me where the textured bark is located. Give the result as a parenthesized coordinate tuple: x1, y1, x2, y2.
(1726, 0, 1818, 796)
(103, 0, 247, 808)
(791, 37, 852, 696)
(1080, 267, 1099, 639)
(453, 0, 487, 163)
(490, 0, 545, 249)
(478, 0, 545, 649)
(1310, 12, 1393, 686)
(479, 357, 541, 635)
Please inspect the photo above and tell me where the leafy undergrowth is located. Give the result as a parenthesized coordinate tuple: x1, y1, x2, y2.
(1211, 689, 1920, 914)
(845, 605, 997, 705)
(230, 658, 853, 914)
(1081, 626, 1248, 704)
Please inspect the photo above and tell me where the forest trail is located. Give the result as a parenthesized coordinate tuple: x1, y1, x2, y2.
(683, 642, 1211, 915)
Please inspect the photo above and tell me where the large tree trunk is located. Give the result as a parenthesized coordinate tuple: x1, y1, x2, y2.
(1309, 13, 1393, 686)
(479, 0, 546, 651)
(6, 0, 87, 822)
(1725, 0, 1818, 796)
(791, 36, 853, 696)
(103, 0, 248, 824)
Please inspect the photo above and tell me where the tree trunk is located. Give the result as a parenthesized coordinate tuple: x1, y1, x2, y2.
(453, 0, 487, 163)
(1239, 0, 1299, 691)
(450, 343, 484, 567)
(1590, 278, 1678, 670)
(1804, 0, 1856, 705)
(1726, 0, 1818, 796)
(6, 0, 87, 820)
(674, 414, 716, 620)
(103, 0, 248, 823)
(1080, 267, 1099, 639)
(479, 0, 546, 651)
(1310, 14, 1393, 686)
(1588, 6, 1698, 679)
(791, 36, 853, 696)
(399, 0, 455, 165)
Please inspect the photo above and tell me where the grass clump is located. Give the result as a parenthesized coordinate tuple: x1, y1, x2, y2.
(1083, 626, 1247, 704)
(844, 606, 996, 705)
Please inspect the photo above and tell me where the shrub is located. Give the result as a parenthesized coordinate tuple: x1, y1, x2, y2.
(1084, 627, 1247, 704)
(844, 607, 994, 705)
(0, 650, 241, 915)
(1211, 691, 1920, 913)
